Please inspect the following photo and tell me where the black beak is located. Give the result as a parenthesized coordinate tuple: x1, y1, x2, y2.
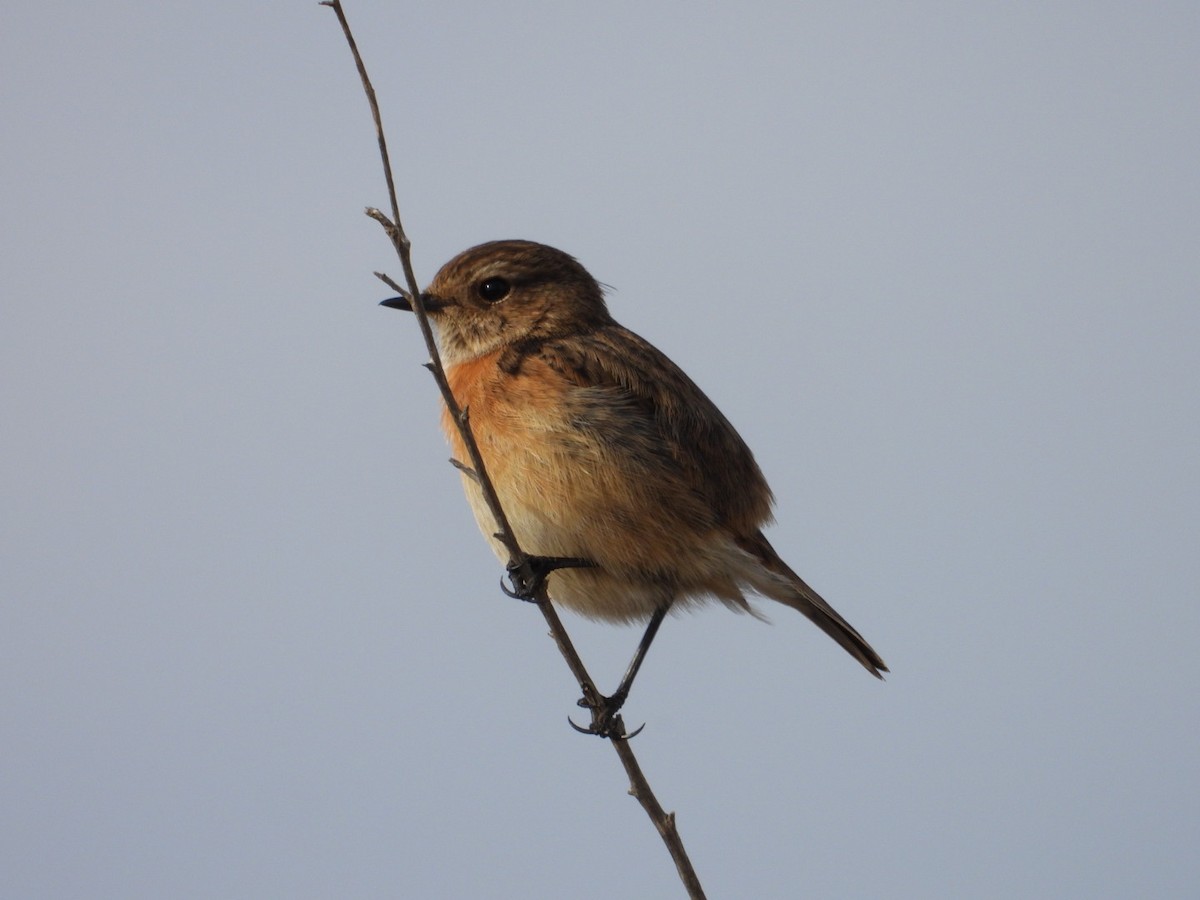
(380, 292, 446, 312)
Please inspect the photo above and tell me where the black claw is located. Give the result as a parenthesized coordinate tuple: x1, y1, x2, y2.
(504, 554, 596, 601)
(566, 713, 646, 741)
(567, 689, 642, 740)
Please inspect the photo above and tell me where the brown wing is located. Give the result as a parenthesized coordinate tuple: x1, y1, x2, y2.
(503, 324, 775, 535)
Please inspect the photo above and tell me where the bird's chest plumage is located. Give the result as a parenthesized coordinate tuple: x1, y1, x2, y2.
(438, 347, 709, 622)
(441, 351, 602, 554)
(438, 342, 745, 618)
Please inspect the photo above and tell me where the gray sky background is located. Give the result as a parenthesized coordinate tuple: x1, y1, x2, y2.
(3, 3, 1197, 898)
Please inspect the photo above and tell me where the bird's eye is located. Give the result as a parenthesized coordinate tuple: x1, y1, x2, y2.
(477, 277, 511, 303)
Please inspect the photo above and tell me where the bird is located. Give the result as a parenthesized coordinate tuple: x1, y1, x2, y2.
(382, 240, 886, 725)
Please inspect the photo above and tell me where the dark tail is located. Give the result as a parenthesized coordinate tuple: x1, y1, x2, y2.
(740, 532, 888, 678)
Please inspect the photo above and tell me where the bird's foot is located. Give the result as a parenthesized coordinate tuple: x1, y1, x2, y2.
(501, 554, 595, 602)
(568, 687, 644, 740)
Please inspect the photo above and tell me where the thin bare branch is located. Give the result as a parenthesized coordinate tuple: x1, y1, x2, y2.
(613, 738, 707, 898)
(324, 3, 706, 896)
(324, 2, 520, 562)
(372, 271, 411, 303)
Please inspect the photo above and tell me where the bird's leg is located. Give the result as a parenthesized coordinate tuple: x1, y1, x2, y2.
(605, 603, 669, 716)
(502, 552, 596, 602)
(572, 604, 670, 739)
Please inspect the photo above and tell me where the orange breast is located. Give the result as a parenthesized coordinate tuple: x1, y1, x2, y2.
(437, 348, 745, 621)
(442, 351, 575, 497)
